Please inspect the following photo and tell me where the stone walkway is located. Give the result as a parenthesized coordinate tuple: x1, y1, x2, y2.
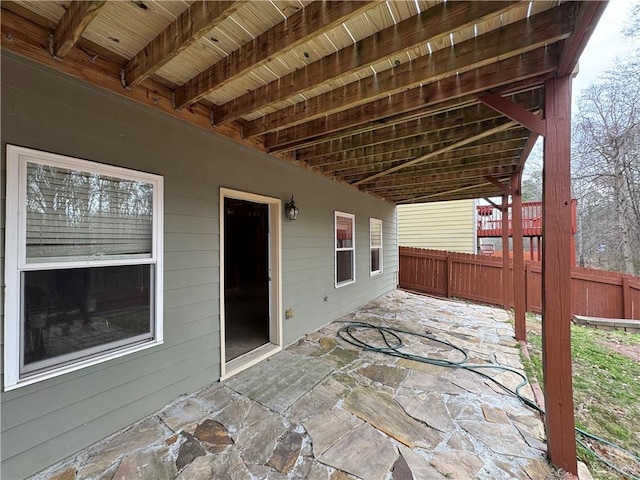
(35, 290, 558, 480)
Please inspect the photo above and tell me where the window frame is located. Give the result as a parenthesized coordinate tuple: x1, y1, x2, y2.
(4, 145, 164, 390)
(334, 211, 356, 288)
(370, 218, 383, 276)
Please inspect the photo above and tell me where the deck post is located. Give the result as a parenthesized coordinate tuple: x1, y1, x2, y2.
(512, 172, 526, 341)
(501, 195, 511, 310)
(542, 75, 577, 475)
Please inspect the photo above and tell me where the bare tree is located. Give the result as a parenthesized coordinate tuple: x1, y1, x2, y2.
(572, 60, 640, 274)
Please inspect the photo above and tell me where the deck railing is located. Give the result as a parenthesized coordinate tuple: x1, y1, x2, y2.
(476, 200, 576, 238)
(399, 247, 640, 320)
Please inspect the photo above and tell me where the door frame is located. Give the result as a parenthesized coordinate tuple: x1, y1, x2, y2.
(219, 187, 282, 380)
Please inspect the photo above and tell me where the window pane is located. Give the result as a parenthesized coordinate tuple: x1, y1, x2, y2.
(337, 250, 353, 283)
(26, 162, 153, 262)
(22, 265, 152, 372)
(370, 220, 382, 248)
(371, 248, 380, 272)
(336, 215, 353, 248)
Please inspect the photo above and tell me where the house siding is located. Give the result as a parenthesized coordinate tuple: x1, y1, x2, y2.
(397, 200, 476, 253)
(0, 52, 397, 479)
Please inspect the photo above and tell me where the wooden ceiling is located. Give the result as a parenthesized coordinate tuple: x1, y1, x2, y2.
(1, 1, 606, 203)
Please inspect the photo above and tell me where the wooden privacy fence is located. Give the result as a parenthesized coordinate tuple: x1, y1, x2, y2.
(399, 247, 640, 320)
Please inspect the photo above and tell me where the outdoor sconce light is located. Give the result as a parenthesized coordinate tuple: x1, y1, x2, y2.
(285, 196, 299, 221)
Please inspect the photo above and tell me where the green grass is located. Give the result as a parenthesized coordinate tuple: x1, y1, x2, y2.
(522, 319, 640, 480)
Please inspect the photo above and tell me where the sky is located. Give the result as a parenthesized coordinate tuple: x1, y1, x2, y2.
(572, 0, 637, 107)
(519, 0, 638, 182)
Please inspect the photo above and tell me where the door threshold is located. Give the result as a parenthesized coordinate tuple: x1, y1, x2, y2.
(221, 342, 282, 381)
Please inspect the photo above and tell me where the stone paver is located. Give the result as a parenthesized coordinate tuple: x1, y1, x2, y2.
(31, 290, 560, 480)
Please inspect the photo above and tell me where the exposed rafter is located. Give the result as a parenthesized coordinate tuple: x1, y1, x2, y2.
(353, 120, 517, 186)
(124, 1, 245, 87)
(305, 118, 521, 168)
(246, 3, 573, 138)
(1, 0, 605, 205)
(52, 1, 105, 59)
(297, 91, 541, 161)
(321, 135, 526, 175)
(264, 45, 558, 150)
(365, 165, 517, 192)
(268, 96, 482, 153)
(213, 1, 517, 125)
(174, 1, 377, 109)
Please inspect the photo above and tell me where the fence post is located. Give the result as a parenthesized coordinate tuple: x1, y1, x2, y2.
(623, 276, 631, 319)
(446, 253, 453, 298)
(525, 262, 531, 312)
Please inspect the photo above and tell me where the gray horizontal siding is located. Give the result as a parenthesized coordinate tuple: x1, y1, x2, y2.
(1, 51, 397, 479)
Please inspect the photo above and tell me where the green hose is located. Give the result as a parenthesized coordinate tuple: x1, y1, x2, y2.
(336, 321, 640, 480)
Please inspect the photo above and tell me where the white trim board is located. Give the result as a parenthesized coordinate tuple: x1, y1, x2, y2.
(218, 187, 283, 380)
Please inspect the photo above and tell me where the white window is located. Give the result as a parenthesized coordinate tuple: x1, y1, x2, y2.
(370, 218, 383, 275)
(335, 211, 355, 287)
(4, 146, 164, 389)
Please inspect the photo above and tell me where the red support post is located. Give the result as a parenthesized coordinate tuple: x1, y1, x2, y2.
(501, 195, 511, 310)
(512, 173, 526, 341)
(542, 75, 577, 475)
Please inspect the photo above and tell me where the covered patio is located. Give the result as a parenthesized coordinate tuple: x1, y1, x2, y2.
(34, 290, 556, 480)
(1, 1, 608, 477)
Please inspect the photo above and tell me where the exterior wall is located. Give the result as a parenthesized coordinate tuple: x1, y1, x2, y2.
(397, 200, 476, 253)
(0, 52, 398, 479)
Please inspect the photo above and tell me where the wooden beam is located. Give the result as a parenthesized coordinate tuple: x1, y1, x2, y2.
(174, 1, 376, 108)
(270, 83, 544, 154)
(512, 171, 526, 341)
(264, 44, 558, 150)
(558, 1, 608, 76)
(484, 198, 501, 210)
(478, 92, 546, 135)
(124, 1, 245, 87)
(353, 121, 516, 186)
(298, 92, 541, 161)
(516, 132, 540, 172)
(306, 117, 517, 166)
(375, 178, 492, 197)
(269, 96, 481, 153)
(52, 1, 105, 59)
(485, 175, 515, 196)
(245, 4, 572, 137)
(404, 182, 494, 203)
(1, 8, 264, 152)
(501, 194, 511, 310)
(339, 147, 522, 179)
(364, 165, 516, 191)
(313, 128, 526, 173)
(329, 144, 523, 178)
(213, 1, 517, 124)
(542, 75, 577, 475)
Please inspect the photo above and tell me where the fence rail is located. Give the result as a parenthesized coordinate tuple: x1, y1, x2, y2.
(399, 247, 640, 320)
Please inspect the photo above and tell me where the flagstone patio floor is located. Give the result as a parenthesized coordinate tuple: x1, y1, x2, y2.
(34, 290, 560, 480)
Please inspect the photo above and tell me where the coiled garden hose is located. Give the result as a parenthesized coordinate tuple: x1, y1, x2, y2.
(336, 321, 640, 480)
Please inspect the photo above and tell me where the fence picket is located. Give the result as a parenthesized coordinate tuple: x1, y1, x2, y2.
(398, 247, 640, 320)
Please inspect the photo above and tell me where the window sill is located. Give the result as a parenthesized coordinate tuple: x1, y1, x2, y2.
(370, 270, 383, 277)
(335, 279, 356, 288)
(4, 339, 163, 391)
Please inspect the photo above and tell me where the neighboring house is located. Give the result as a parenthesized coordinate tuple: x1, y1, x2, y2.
(0, 1, 604, 478)
(397, 200, 477, 254)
